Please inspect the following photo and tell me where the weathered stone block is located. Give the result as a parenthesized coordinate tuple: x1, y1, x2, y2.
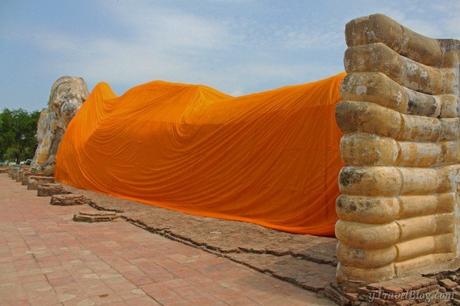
(9, 167, 19, 180)
(27, 176, 54, 190)
(439, 278, 457, 289)
(16, 170, 24, 182)
(37, 183, 71, 197)
(50, 194, 92, 206)
(73, 210, 118, 223)
(21, 172, 33, 185)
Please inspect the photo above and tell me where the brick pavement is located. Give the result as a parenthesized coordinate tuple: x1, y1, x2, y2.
(0, 174, 333, 306)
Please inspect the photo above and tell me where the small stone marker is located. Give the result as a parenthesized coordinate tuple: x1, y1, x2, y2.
(27, 176, 54, 190)
(8, 167, 19, 179)
(73, 210, 118, 223)
(22, 172, 46, 185)
(17, 166, 30, 182)
(21, 172, 32, 185)
(16, 171, 24, 182)
(37, 183, 71, 197)
(50, 194, 92, 206)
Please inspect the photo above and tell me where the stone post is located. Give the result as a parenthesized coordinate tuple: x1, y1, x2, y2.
(336, 14, 460, 283)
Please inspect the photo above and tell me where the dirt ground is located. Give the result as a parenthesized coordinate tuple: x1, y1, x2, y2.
(65, 185, 337, 292)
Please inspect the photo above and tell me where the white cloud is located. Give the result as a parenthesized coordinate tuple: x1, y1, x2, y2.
(282, 28, 343, 49)
(8, 0, 458, 100)
(4, 2, 233, 88)
(2, 0, 342, 95)
(371, 1, 460, 39)
(3, 0, 460, 111)
(101, 1, 232, 50)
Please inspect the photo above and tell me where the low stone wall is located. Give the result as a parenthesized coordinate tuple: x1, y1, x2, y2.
(336, 14, 460, 284)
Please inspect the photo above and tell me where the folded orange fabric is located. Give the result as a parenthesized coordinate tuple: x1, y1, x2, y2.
(56, 72, 345, 236)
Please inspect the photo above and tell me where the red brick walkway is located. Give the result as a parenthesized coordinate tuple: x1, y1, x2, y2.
(0, 174, 332, 306)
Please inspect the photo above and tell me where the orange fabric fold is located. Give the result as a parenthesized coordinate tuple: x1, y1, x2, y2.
(55, 72, 346, 236)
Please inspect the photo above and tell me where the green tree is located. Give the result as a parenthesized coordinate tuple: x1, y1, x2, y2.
(0, 108, 40, 164)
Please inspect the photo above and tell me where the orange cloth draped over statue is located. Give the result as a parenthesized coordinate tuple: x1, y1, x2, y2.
(55, 72, 345, 236)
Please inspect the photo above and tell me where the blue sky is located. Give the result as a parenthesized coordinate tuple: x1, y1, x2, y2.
(1, 0, 459, 111)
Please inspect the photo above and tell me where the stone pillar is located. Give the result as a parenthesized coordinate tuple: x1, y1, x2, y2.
(336, 14, 460, 284)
